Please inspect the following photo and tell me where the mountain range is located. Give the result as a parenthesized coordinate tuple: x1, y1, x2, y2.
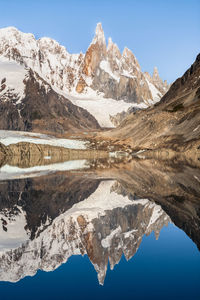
(0, 24, 169, 131)
(0, 23, 199, 156)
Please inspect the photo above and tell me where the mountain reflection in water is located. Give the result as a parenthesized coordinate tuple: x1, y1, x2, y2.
(0, 157, 199, 287)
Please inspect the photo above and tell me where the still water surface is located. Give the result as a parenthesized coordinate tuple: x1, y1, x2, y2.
(0, 158, 199, 299)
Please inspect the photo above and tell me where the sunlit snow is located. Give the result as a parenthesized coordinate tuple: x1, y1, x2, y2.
(0, 57, 28, 102)
(0, 130, 88, 149)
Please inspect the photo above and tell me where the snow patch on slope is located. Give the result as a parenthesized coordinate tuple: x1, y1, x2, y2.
(0, 207, 29, 252)
(69, 96, 145, 128)
(100, 60, 120, 82)
(0, 130, 88, 149)
(145, 78, 162, 103)
(0, 57, 28, 103)
(101, 226, 121, 248)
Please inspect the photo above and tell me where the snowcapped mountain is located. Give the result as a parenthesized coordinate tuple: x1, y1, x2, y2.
(0, 24, 169, 102)
(0, 24, 169, 129)
(0, 180, 170, 285)
(77, 23, 168, 103)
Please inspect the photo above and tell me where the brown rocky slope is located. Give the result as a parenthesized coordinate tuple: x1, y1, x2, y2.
(101, 53, 200, 153)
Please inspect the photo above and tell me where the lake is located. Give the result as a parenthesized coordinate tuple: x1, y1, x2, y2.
(0, 158, 199, 299)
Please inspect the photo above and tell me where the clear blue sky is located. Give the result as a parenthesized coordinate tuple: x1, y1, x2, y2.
(0, 0, 199, 83)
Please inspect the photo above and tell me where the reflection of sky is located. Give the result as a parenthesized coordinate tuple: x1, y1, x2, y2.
(0, 224, 199, 300)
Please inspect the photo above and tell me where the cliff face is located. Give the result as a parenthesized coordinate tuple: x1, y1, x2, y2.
(102, 54, 200, 151)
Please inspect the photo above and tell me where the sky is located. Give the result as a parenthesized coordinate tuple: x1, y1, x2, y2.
(0, 0, 199, 83)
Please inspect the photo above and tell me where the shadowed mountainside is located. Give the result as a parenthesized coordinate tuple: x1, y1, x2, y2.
(100, 54, 200, 153)
(0, 69, 100, 134)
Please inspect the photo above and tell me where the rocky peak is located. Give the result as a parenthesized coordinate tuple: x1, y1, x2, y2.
(144, 71, 152, 82)
(107, 37, 121, 60)
(0, 58, 100, 132)
(122, 47, 141, 71)
(78, 23, 107, 81)
(163, 80, 168, 89)
(0, 26, 34, 40)
(151, 66, 169, 94)
(0, 26, 18, 38)
(91, 22, 106, 47)
(0, 27, 35, 49)
(38, 37, 66, 55)
(144, 67, 169, 96)
(122, 47, 135, 60)
(160, 52, 200, 105)
(152, 66, 160, 80)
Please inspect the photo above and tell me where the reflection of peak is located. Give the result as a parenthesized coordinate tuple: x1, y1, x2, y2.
(0, 180, 170, 285)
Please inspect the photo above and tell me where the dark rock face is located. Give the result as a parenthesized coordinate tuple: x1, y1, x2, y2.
(0, 70, 100, 133)
(160, 53, 200, 106)
(0, 101, 25, 131)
